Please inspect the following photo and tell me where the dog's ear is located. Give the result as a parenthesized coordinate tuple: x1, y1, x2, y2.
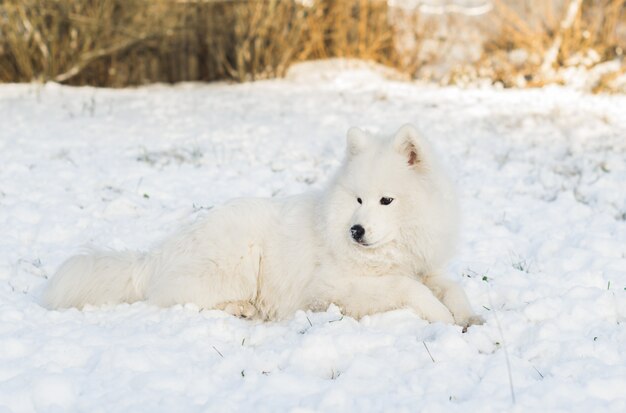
(393, 124, 424, 168)
(346, 127, 369, 156)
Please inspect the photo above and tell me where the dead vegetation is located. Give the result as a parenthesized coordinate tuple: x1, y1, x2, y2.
(475, 0, 626, 91)
(0, 0, 411, 86)
(0, 0, 624, 91)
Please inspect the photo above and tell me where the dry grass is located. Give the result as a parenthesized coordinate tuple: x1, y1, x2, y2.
(0, 0, 625, 90)
(477, 0, 626, 90)
(0, 0, 412, 86)
(0, 0, 174, 85)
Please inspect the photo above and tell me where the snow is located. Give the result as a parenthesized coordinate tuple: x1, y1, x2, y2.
(1, 60, 626, 412)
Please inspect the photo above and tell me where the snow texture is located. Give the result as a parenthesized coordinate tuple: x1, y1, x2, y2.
(1, 61, 626, 412)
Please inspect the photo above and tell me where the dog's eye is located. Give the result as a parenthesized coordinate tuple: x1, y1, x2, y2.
(380, 197, 394, 205)
(357, 197, 362, 204)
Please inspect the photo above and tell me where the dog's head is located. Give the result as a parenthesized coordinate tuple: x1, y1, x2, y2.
(322, 124, 458, 271)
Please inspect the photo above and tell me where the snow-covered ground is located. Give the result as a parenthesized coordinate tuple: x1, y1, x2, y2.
(1, 61, 626, 412)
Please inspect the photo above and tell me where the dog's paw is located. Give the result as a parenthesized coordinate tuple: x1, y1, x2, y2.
(218, 301, 257, 319)
(424, 305, 455, 325)
(458, 314, 485, 332)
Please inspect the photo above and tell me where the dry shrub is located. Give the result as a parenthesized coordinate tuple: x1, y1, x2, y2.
(301, 1, 395, 62)
(477, 0, 626, 89)
(2, 0, 624, 91)
(0, 0, 168, 85)
(0, 0, 413, 86)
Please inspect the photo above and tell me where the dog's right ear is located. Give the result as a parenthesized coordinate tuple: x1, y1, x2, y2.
(393, 124, 426, 168)
(346, 127, 369, 156)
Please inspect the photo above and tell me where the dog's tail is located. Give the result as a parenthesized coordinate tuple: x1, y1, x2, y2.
(42, 249, 153, 309)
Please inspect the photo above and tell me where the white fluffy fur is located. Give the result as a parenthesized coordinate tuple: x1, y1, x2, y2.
(43, 124, 482, 326)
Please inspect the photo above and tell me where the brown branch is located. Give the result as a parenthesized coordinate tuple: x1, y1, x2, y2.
(54, 34, 156, 83)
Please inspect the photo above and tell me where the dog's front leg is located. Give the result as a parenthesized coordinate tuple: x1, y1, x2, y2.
(322, 275, 454, 324)
(422, 275, 484, 327)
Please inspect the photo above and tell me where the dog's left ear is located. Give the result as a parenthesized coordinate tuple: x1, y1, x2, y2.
(393, 124, 424, 167)
(346, 127, 370, 156)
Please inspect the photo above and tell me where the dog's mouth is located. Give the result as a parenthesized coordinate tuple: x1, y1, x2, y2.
(352, 235, 391, 249)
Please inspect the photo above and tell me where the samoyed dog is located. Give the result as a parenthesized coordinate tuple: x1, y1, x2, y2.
(43, 124, 482, 327)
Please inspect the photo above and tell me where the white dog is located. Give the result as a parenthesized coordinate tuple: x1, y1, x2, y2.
(43, 124, 482, 327)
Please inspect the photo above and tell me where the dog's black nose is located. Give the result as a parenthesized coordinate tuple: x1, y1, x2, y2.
(350, 225, 365, 242)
